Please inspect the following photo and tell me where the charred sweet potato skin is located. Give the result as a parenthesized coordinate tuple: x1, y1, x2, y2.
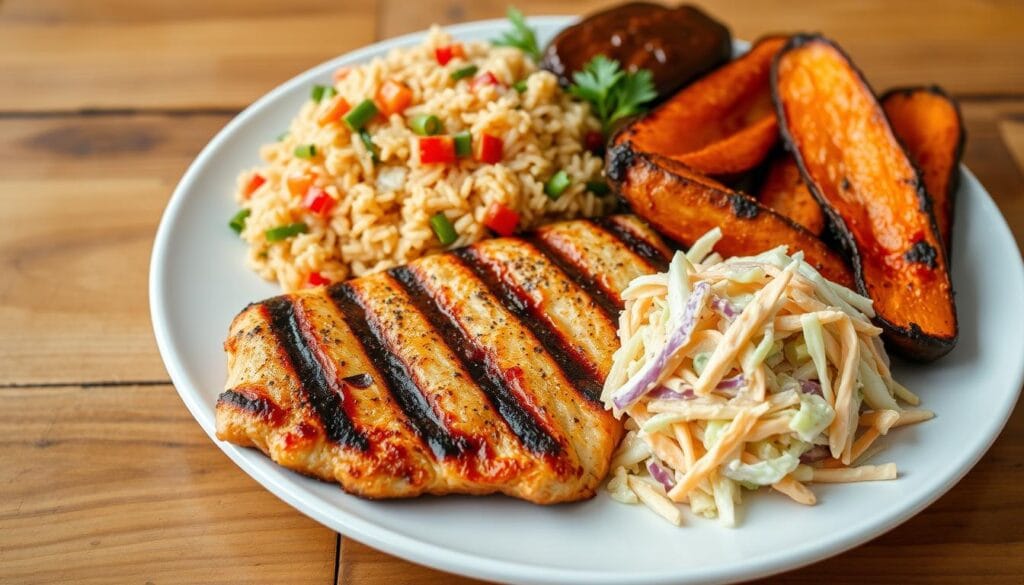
(606, 141, 855, 288)
(758, 153, 825, 235)
(773, 35, 957, 360)
(882, 86, 965, 255)
(542, 2, 731, 100)
(615, 35, 788, 175)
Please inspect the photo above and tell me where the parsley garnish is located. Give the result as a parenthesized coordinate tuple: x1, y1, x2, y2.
(492, 6, 541, 61)
(569, 55, 657, 133)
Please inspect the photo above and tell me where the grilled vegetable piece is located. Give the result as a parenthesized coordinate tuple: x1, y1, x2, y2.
(216, 216, 670, 504)
(542, 2, 731, 100)
(605, 142, 854, 288)
(773, 35, 957, 360)
(758, 152, 825, 235)
(615, 35, 787, 175)
(882, 86, 965, 255)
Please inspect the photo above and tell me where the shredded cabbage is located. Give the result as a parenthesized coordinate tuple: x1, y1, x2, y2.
(790, 392, 836, 442)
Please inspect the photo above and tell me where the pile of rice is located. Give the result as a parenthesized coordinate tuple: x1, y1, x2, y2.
(235, 27, 611, 291)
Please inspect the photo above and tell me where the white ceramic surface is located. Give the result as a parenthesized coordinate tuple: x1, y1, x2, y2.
(150, 17, 1024, 585)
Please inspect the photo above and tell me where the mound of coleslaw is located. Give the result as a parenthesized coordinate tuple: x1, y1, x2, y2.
(601, 228, 933, 526)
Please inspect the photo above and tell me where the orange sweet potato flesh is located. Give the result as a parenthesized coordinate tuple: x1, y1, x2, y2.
(882, 87, 964, 255)
(605, 143, 855, 288)
(758, 153, 825, 236)
(616, 36, 788, 176)
(773, 36, 957, 360)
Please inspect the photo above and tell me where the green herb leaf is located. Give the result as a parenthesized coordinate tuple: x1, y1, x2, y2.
(569, 55, 656, 134)
(491, 6, 541, 61)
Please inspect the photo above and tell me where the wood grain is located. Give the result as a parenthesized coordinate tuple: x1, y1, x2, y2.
(0, 384, 337, 585)
(0, 0, 378, 112)
(0, 114, 231, 385)
(0, 1, 1022, 584)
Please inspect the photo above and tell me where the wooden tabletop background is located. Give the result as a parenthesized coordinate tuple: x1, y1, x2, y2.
(2, 1, 1023, 583)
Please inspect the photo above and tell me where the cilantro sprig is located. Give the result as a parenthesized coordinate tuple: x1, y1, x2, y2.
(570, 55, 657, 134)
(492, 6, 541, 61)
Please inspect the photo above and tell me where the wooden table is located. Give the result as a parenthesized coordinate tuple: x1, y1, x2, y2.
(2, 1, 1022, 583)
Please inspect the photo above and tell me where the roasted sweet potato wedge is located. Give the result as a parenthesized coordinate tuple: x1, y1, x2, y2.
(773, 35, 957, 360)
(605, 141, 854, 288)
(882, 86, 965, 255)
(615, 35, 788, 176)
(758, 152, 825, 236)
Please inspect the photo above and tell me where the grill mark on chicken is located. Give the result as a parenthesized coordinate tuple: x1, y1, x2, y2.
(262, 296, 369, 450)
(217, 386, 285, 426)
(592, 216, 671, 272)
(326, 283, 470, 459)
(523, 233, 621, 320)
(388, 265, 563, 457)
(453, 246, 604, 404)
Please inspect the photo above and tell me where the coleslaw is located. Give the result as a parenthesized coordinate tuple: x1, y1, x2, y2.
(601, 228, 933, 526)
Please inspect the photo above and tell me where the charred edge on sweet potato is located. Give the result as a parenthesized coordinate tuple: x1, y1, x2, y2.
(613, 35, 788, 176)
(605, 140, 855, 288)
(881, 85, 966, 257)
(757, 151, 826, 236)
(772, 34, 957, 361)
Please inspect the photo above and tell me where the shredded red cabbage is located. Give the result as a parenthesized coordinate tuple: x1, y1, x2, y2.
(646, 460, 676, 490)
(611, 282, 711, 410)
(711, 295, 739, 319)
(799, 379, 823, 397)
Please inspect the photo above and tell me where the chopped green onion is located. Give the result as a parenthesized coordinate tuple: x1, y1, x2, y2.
(276, 130, 290, 141)
(544, 170, 571, 199)
(429, 212, 458, 246)
(229, 208, 251, 235)
(453, 131, 473, 157)
(265, 222, 308, 242)
(586, 180, 610, 196)
(359, 129, 379, 163)
(311, 85, 336, 103)
(451, 64, 479, 81)
(512, 79, 528, 93)
(409, 114, 443, 136)
(294, 144, 317, 159)
(344, 99, 379, 131)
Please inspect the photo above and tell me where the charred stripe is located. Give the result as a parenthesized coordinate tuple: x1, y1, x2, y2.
(453, 247, 604, 403)
(262, 296, 369, 450)
(326, 283, 469, 459)
(217, 387, 285, 426)
(523, 235, 621, 320)
(388, 265, 562, 456)
(591, 217, 670, 272)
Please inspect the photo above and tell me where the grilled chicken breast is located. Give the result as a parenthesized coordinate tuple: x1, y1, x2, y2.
(215, 215, 671, 504)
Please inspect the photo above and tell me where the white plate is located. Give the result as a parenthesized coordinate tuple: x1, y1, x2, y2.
(150, 17, 1024, 585)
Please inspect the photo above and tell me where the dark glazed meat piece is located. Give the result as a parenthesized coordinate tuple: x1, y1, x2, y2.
(542, 2, 731, 99)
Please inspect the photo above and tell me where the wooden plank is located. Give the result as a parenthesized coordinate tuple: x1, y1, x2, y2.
(0, 113, 232, 385)
(0, 384, 338, 585)
(339, 401, 1024, 583)
(0, 0, 378, 112)
(377, 0, 1024, 97)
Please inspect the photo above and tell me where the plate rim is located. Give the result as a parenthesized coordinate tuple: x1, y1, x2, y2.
(149, 16, 1024, 585)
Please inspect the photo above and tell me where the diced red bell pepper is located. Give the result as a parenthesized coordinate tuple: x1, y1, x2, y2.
(317, 96, 351, 126)
(307, 271, 331, 287)
(303, 187, 336, 217)
(375, 79, 413, 117)
(584, 130, 605, 153)
(243, 173, 266, 198)
(434, 43, 465, 66)
(418, 135, 456, 164)
(471, 71, 501, 91)
(483, 202, 519, 236)
(474, 133, 503, 164)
